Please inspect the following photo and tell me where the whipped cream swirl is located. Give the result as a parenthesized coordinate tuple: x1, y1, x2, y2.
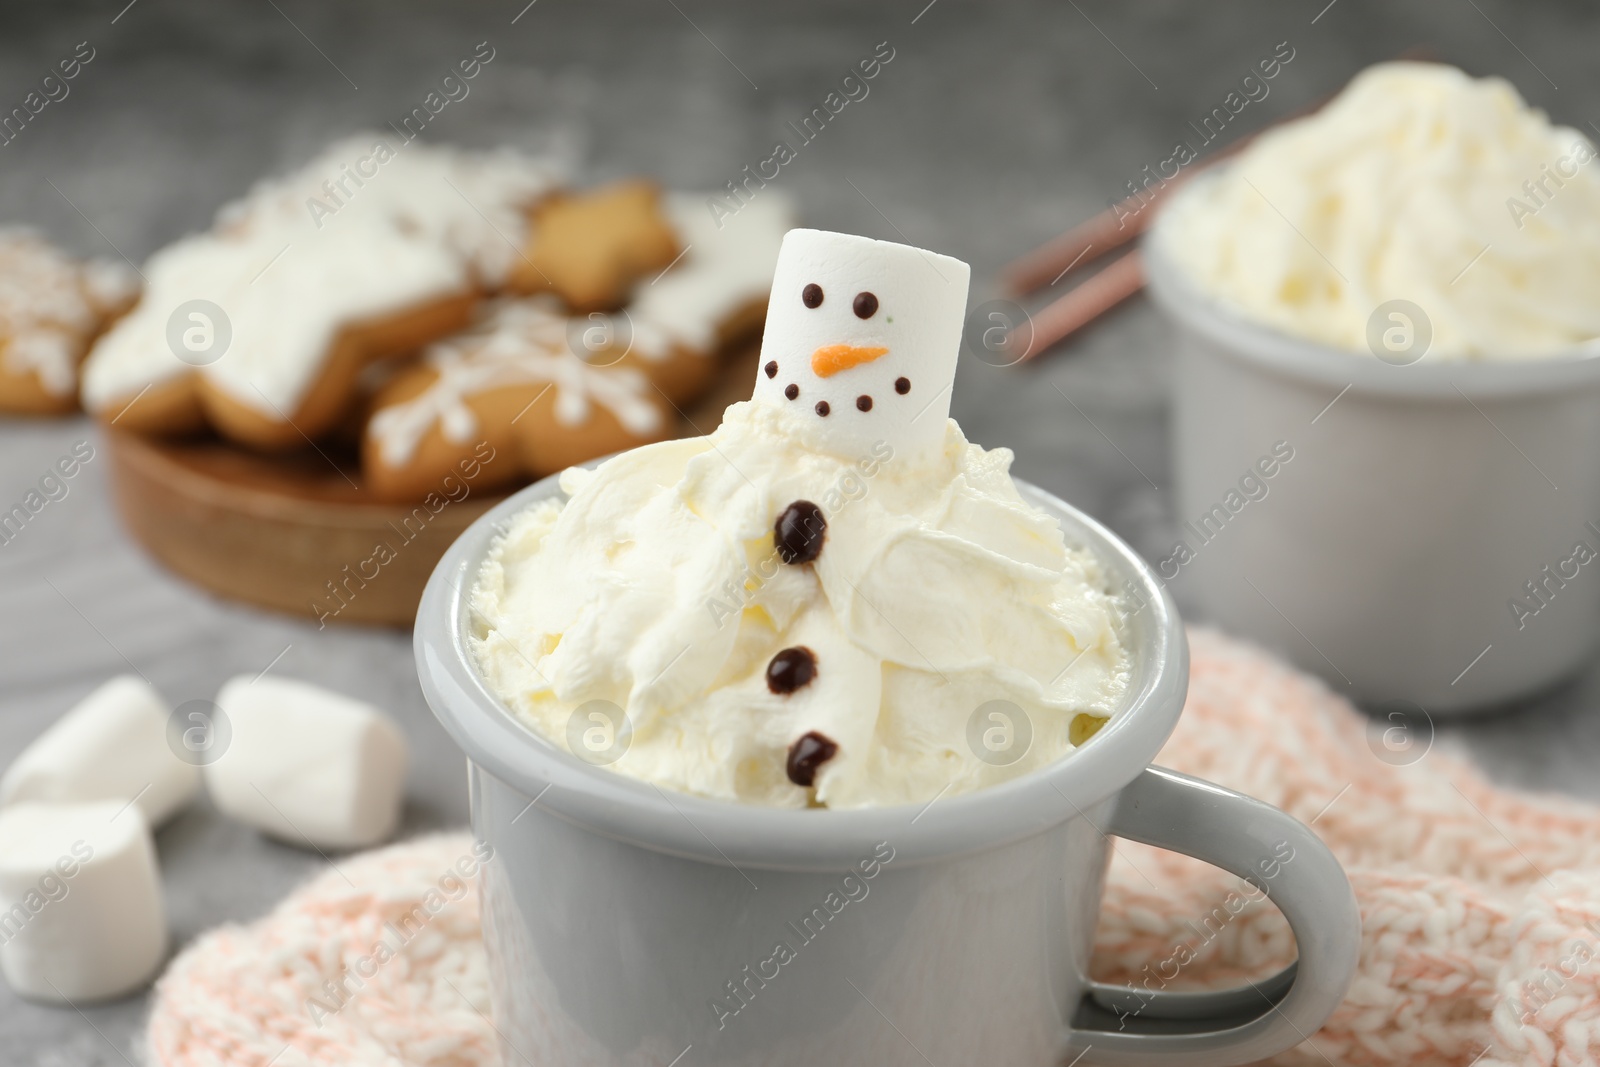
(1162, 62, 1600, 359)
(471, 401, 1130, 809)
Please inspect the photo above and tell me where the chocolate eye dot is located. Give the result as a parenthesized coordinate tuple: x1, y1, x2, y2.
(857, 395, 873, 412)
(853, 291, 878, 319)
(895, 377, 911, 395)
(786, 731, 838, 787)
(802, 283, 823, 308)
(815, 401, 831, 417)
(785, 383, 799, 400)
(764, 361, 778, 379)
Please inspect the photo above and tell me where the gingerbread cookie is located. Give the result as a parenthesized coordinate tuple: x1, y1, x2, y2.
(364, 193, 793, 499)
(0, 230, 138, 415)
(617, 192, 793, 404)
(508, 180, 681, 311)
(363, 297, 671, 501)
(79, 136, 563, 449)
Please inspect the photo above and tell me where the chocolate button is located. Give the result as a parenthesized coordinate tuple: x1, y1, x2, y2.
(786, 731, 838, 787)
(766, 646, 817, 694)
(773, 501, 826, 564)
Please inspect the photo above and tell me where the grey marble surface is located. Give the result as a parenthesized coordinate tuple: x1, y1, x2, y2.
(2, 0, 1598, 1062)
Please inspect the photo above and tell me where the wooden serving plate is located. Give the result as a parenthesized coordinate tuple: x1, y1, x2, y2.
(105, 341, 761, 627)
(105, 429, 501, 627)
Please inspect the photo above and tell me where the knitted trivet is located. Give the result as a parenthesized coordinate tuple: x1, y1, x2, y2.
(147, 629, 1600, 1067)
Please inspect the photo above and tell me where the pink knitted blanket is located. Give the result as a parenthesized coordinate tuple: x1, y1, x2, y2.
(146, 629, 1600, 1066)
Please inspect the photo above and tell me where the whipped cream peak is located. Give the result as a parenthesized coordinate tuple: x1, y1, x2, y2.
(1161, 62, 1600, 359)
(751, 229, 971, 467)
(472, 400, 1130, 809)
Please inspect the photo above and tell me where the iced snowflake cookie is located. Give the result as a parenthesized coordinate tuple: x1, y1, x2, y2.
(0, 230, 137, 415)
(79, 137, 563, 450)
(364, 297, 672, 501)
(364, 194, 793, 499)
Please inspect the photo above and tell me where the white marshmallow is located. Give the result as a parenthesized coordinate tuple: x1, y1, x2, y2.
(0, 676, 200, 827)
(204, 676, 408, 850)
(0, 801, 167, 1003)
(752, 229, 971, 467)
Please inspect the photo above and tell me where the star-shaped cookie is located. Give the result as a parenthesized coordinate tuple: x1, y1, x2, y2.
(510, 180, 681, 311)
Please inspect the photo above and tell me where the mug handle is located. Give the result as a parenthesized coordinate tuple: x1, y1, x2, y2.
(1065, 766, 1361, 1067)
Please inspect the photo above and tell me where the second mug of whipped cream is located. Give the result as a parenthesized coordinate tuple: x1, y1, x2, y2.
(1149, 61, 1600, 711)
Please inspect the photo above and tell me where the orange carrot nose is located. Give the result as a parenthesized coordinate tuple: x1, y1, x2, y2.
(811, 344, 889, 378)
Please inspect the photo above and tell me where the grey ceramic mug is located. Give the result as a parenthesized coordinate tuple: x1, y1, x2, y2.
(415, 471, 1361, 1067)
(1147, 171, 1600, 712)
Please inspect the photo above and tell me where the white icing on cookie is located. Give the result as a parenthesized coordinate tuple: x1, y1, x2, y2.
(0, 230, 137, 397)
(370, 298, 663, 467)
(626, 192, 793, 361)
(368, 193, 790, 469)
(80, 136, 561, 417)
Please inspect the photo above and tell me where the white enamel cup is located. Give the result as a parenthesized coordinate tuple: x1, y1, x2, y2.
(1147, 181, 1600, 713)
(415, 471, 1360, 1067)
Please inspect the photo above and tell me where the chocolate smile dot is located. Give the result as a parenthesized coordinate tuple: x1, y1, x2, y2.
(856, 395, 873, 412)
(784, 383, 799, 401)
(774, 500, 826, 564)
(895, 377, 911, 395)
(764, 361, 778, 379)
(786, 730, 838, 787)
(853, 291, 878, 319)
(802, 283, 823, 308)
(766, 646, 817, 694)
(815, 401, 831, 417)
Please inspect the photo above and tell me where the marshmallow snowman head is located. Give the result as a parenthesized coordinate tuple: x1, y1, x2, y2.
(752, 229, 971, 466)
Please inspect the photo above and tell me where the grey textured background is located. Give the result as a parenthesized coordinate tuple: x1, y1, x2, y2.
(1, 0, 1597, 1061)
